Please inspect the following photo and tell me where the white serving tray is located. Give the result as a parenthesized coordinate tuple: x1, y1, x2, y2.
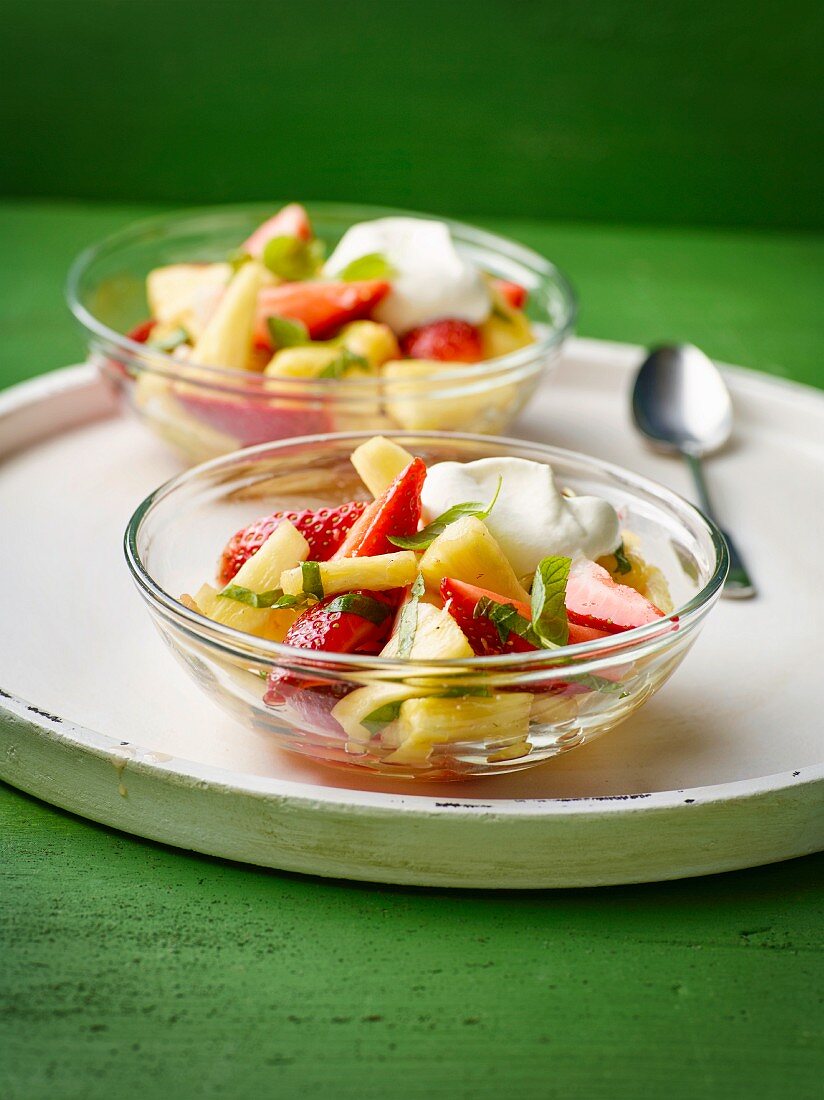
(1, 339, 822, 888)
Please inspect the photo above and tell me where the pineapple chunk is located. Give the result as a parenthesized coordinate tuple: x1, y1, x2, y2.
(382, 359, 519, 431)
(279, 551, 418, 597)
(337, 321, 399, 368)
(147, 262, 231, 340)
(190, 261, 265, 370)
(265, 345, 341, 379)
(479, 311, 535, 360)
(350, 436, 415, 497)
(194, 583, 296, 642)
(420, 515, 530, 602)
(232, 520, 310, 591)
(597, 531, 673, 613)
(387, 692, 533, 765)
(331, 602, 473, 743)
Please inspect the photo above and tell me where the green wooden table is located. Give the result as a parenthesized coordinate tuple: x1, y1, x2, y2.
(1, 201, 822, 1099)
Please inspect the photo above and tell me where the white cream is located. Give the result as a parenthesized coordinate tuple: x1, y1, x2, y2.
(421, 457, 621, 579)
(324, 217, 490, 334)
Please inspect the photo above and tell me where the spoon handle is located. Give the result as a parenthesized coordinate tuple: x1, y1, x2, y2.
(683, 453, 757, 599)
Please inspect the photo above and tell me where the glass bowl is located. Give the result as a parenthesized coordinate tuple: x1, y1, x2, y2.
(68, 203, 576, 465)
(124, 432, 728, 782)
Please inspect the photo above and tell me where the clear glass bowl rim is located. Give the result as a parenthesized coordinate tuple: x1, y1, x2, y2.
(124, 430, 729, 675)
(66, 201, 577, 395)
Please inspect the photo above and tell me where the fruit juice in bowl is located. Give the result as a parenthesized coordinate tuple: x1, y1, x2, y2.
(125, 433, 727, 781)
(67, 203, 576, 464)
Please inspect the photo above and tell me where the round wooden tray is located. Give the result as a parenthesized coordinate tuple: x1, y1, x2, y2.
(1, 339, 822, 887)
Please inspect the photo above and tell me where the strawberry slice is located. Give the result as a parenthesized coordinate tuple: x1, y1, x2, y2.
(441, 578, 534, 656)
(442, 577, 613, 656)
(566, 559, 664, 634)
(219, 501, 368, 585)
(400, 319, 483, 362)
(333, 458, 426, 559)
(282, 589, 396, 654)
(242, 203, 313, 257)
(254, 279, 391, 346)
(173, 390, 333, 448)
(492, 278, 528, 311)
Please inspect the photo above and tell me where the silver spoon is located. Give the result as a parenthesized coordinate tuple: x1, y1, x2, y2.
(632, 343, 756, 598)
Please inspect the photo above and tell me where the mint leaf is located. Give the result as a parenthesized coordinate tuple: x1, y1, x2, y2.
(474, 596, 539, 647)
(324, 593, 391, 624)
(217, 584, 307, 610)
(530, 556, 570, 647)
(318, 348, 371, 379)
(262, 234, 323, 280)
(568, 673, 628, 695)
(227, 248, 252, 272)
(338, 252, 394, 282)
(300, 561, 324, 600)
(396, 572, 425, 658)
(437, 684, 493, 699)
(267, 314, 310, 348)
(388, 477, 502, 551)
(148, 326, 189, 352)
(362, 699, 404, 736)
(613, 541, 632, 575)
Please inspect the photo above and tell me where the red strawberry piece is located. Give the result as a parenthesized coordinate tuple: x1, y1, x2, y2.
(127, 319, 155, 344)
(264, 677, 351, 737)
(492, 278, 528, 311)
(400, 319, 483, 362)
(280, 589, 396, 660)
(441, 578, 535, 656)
(254, 279, 391, 346)
(242, 203, 313, 258)
(173, 389, 333, 448)
(566, 559, 664, 634)
(219, 501, 368, 585)
(333, 458, 426, 559)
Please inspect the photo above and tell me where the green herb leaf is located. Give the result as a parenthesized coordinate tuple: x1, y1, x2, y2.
(396, 572, 425, 659)
(388, 477, 503, 551)
(262, 235, 323, 280)
(266, 314, 310, 349)
(324, 593, 391, 624)
(148, 326, 190, 352)
(568, 673, 627, 695)
(437, 684, 493, 699)
(474, 596, 540, 647)
(338, 252, 395, 282)
(317, 347, 371, 379)
(530, 556, 571, 648)
(227, 248, 252, 272)
(300, 561, 324, 600)
(362, 699, 404, 736)
(613, 541, 632, 575)
(217, 584, 308, 610)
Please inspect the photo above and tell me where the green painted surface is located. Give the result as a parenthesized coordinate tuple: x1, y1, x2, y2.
(0, 201, 822, 1095)
(1, 0, 823, 230)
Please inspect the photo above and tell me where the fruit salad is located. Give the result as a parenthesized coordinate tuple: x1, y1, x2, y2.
(182, 437, 674, 769)
(129, 205, 537, 453)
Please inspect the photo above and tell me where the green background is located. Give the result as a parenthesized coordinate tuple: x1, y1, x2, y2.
(1, 2, 823, 1097)
(2, 0, 823, 229)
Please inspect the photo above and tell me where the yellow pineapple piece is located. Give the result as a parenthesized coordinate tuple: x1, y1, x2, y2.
(193, 583, 295, 642)
(479, 310, 535, 360)
(279, 550, 418, 597)
(420, 515, 530, 602)
(382, 359, 519, 431)
(337, 321, 399, 368)
(264, 345, 341, 379)
(190, 261, 265, 370)
(350, 435, 415, 497)
(331, 602, 473, 743)
(387, 692, 533, 765)
(146, 262, 231, 340)
(597, 531, 673, 613)
(232, 520, 310, 591)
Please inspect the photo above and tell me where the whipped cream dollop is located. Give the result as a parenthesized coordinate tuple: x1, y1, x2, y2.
(324, 217, 490, 334)
(421, 457, 621, 579)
